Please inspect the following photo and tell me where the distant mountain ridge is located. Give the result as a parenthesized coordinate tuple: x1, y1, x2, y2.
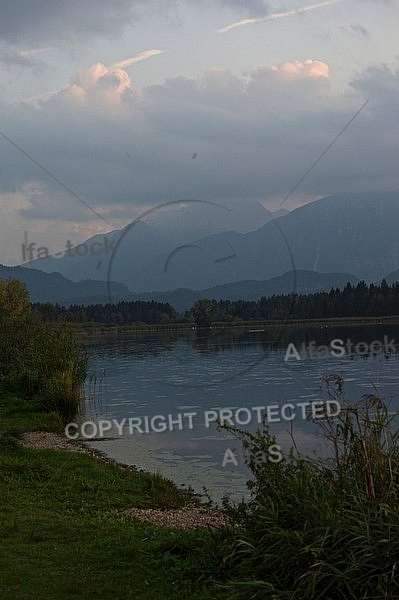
(0, 264, 129, 305)
(0, 264, 362, 312)
(126, 270, 361, 312)
(25, 193, 399, 293)
(6, 192, 399, 309)
(27, 207, 289, 286)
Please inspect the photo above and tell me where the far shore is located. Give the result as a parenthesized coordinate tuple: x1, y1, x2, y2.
(70, 314, 399, 338)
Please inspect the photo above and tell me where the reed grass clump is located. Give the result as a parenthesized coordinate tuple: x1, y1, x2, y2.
(220, 375, 399, 599)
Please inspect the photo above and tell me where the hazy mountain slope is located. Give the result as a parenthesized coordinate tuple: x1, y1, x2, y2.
(126, 270, 360, 312)
(27, 206, 288, 285)
(0, 265, 129, 305)
(272, 192, 399, 281)
(26, 221, 169, 284)
(111, 192, 399, 292)
(384, 269, 399, 284)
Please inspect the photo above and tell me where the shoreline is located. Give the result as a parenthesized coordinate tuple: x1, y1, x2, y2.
(71, 315, 399, 338)
(21, 431, 231, 529)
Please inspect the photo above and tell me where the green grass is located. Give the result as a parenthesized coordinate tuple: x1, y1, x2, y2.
(0, 396, 230, 600)
(0, 394, 56, 433)
(0, 319, 232, 599)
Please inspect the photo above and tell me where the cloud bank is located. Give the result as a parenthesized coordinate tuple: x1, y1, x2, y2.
(0, 55, 397, 232)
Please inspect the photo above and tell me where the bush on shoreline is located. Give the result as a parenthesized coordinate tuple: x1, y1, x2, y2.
(0, 321, 88, 427)
(219, 376, 399, 599)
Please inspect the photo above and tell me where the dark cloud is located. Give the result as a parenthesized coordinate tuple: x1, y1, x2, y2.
(0, 0, 141, 43)
(0, 0, 274, 44)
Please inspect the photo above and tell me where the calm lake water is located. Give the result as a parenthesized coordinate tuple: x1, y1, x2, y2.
(81, 324, 399, 505)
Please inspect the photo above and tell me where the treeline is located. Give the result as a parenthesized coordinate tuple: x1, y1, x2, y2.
(30, 280, 399, 326)
(216, 280, 399, 321)
(31, 300, 177, 326)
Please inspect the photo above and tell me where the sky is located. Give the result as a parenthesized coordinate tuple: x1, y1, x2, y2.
(0, 0, 399, 264)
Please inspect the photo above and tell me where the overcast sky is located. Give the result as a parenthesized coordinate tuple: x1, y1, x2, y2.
(0, 0, 398, 264)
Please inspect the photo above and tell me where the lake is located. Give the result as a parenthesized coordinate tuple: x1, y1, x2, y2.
(81, 324, 399, 505)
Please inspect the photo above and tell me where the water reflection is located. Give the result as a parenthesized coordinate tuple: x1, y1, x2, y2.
(83, 325, 399, 504)
(193, 328, 221, 356)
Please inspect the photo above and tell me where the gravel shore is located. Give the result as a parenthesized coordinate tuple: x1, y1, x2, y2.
(21, 431, 230, 530)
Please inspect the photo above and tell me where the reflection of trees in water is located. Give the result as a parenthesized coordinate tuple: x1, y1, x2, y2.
(85, 331, 192, 359)
(193, 327, 220, 356)
(192, 327, 275, 356)
(85, 323, 399, 364)
(192, 323, 399, 359)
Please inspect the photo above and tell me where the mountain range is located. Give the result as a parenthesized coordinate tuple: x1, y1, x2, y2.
(0, 263, 361, 311)
(6, 192, 399, 309)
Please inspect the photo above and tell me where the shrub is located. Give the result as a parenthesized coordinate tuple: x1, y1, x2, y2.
(0, 322, 88, 426)
(220, 376, 399, 599)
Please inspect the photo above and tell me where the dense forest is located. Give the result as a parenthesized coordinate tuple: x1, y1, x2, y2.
(216, 280, 399, 322)
(31, 299, 177, 325)
(29, 280, 399, 325)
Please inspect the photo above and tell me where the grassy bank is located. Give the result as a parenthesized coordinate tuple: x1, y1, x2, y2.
(0, 311, 230, 599)
(0, 397, 230, 600)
